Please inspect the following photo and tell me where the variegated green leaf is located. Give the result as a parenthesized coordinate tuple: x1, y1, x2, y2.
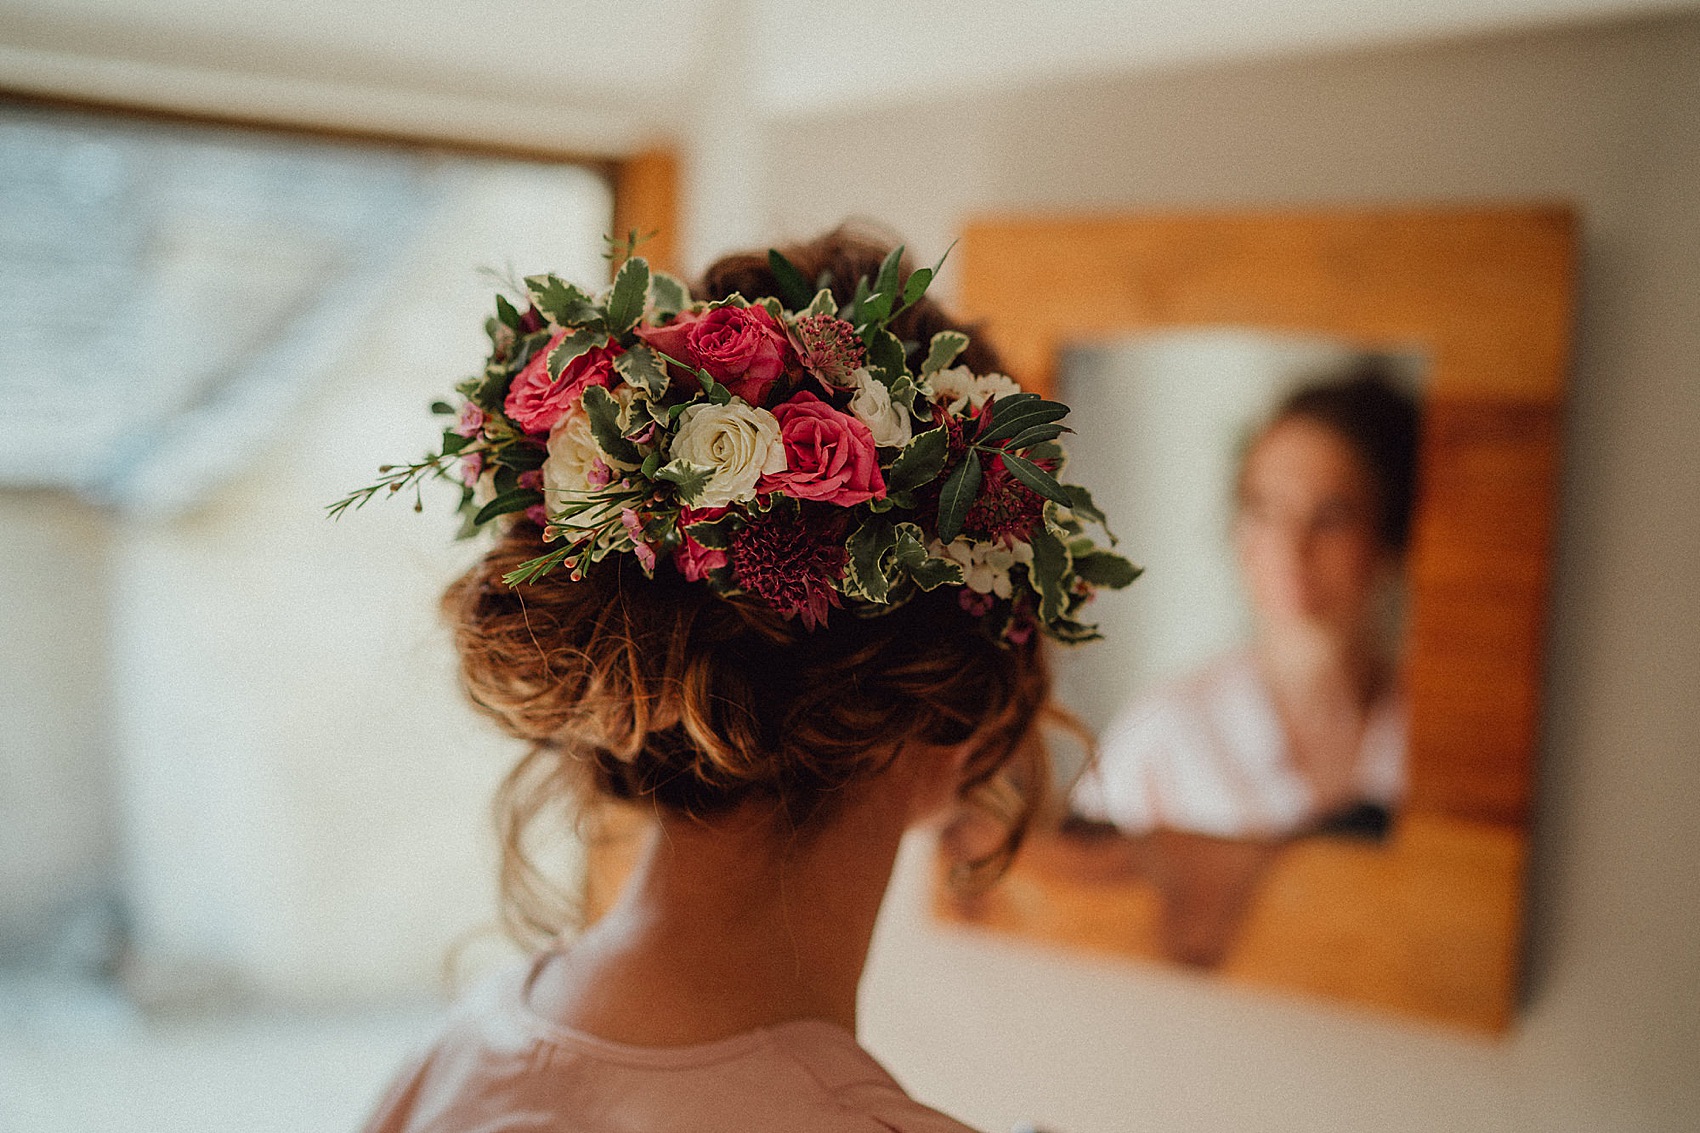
(893, 523, 962, 590)
(614, 343, 669, 397)
(582, 385, 641, 465)
(845, 520, 898, 603)
(1028, 525, 1071, 623)
(648, 272, 691, 319)
(654, 458, 714, 505)
(548, 327, 606, 380)
(885, 427, 949, 494)
(605, 256, 650, 335)
(919, 331, 969, 378)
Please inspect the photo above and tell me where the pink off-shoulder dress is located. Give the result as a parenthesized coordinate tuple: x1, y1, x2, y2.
(360, 950, 979, 1133)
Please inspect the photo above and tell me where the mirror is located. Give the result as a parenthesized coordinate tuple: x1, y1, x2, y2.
(934, 207, 1575, 1032)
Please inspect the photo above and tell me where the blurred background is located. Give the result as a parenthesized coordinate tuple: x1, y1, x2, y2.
(1, 2, 1695, 1131)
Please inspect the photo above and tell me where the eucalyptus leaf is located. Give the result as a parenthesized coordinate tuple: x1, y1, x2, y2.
(885, 427, 949, 494)
(768, 249, 815, 310)
(582, 385, 641, 465)
(605, 256, 650, 334)
(919, 331, 969, 378)
(936, 450, 982, 543)
(614, 343, 669, 397)
(474, 488, 543, 527)
(999, 451, 1074, 506)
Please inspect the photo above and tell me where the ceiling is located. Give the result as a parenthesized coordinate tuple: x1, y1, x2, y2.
(1, 0, 1694, 143)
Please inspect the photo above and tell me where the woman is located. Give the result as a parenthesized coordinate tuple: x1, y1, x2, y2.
(353, 229, 1128, 1132)
(1067, 366, 1420, 963)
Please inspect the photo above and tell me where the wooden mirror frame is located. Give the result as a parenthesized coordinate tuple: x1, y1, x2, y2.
(934, 205, 1576, 1032)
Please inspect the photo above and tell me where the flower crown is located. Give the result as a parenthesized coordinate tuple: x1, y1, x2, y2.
(331, 244, 1138, 643)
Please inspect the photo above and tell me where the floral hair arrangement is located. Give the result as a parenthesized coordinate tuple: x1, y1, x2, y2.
(331, 243, 1138, 643)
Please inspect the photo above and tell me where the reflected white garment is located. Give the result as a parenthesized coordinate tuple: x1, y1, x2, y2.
(1072, 649, 1406, 838)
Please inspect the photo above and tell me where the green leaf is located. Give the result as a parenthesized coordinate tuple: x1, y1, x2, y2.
(977, 395, 1069, 447)
(654, 458, 714, 505)
(872, 245, 904, 306)
(474, 488, 543, 526)
(920, 331, 970, 378)
(640, 450, 662, 478)
(804, 288, 838, 317)
(936, 450, 982, 543)
(885, 427, 949, 493)
(431, 400, 456, 415)
(648, 271, 691, 319)
(606, 256, 650, 334)
(582, 385, 641, 465)
(548, 327, 606, 380)
(686, 515, 737, 549)
(1028, 525, 1071, 623)
(893, 523, 962, 590)
(901, 266, 933, 307)
(494, 293, 522, 330)
(1001, 421, 1068, 451)
(1066, 483, 1117, 544)
(999, 451, 1073, 506)
(768, 249, 815, 310)
(1073, 551, 1142, 589)
(865, 329, 907, 388)
(492, 443, 546, 471)
(525, 274, 602, 327)
(845, 520, 898, 602)
(441, 431, 470, 456)
(614, 343, 669, 397)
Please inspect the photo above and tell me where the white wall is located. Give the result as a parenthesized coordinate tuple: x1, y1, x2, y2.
(110, 160, 610, 1003)
(750, 15, 1700, 1133)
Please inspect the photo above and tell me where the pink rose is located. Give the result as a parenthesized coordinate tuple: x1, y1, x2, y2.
(503, 334, 621, 434)
(757, 391, 886, 506)
(637, 305, 791, 405)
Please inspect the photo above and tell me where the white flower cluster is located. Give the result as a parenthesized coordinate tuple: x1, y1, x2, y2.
(930, 536, 1034, 599)
(925, 366, 1023, 414)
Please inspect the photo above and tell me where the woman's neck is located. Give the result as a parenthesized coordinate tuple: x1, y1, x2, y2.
(1255, 619, 1387, 706)
(527, 765, 917, 1046)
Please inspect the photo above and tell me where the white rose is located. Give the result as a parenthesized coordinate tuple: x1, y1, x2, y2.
(847, 367, 913, 448)
(668, 401, 787, 508)
(542, 387, 641, 524)
(928, 366, 1023, 414)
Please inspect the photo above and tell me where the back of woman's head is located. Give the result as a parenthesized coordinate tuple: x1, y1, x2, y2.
(444, 227, 1051, 947)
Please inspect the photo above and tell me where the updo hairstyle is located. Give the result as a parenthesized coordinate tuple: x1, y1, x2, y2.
(444, 227, 1053, 948)
(1250, 361, 1423, 555)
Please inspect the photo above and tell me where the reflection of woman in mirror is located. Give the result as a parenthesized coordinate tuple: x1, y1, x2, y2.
(1066, 365, 1420, 966)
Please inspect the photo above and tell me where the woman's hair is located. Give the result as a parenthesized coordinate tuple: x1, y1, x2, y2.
(444, 226, 1053, 949)
(1249, 361, 1423, 554)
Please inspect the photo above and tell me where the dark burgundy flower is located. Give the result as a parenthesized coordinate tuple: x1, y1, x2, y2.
(730, 509, 847, 630)
(962, 453, 1047, 543)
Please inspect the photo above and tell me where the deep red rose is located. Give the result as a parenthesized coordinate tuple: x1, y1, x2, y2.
(637, 305, 791, 404)
(757, 391, 885, 507)
(504, 334, 621, 434)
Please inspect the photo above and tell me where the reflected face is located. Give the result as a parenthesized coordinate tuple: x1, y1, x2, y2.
(1234, 417, 1392, 636)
